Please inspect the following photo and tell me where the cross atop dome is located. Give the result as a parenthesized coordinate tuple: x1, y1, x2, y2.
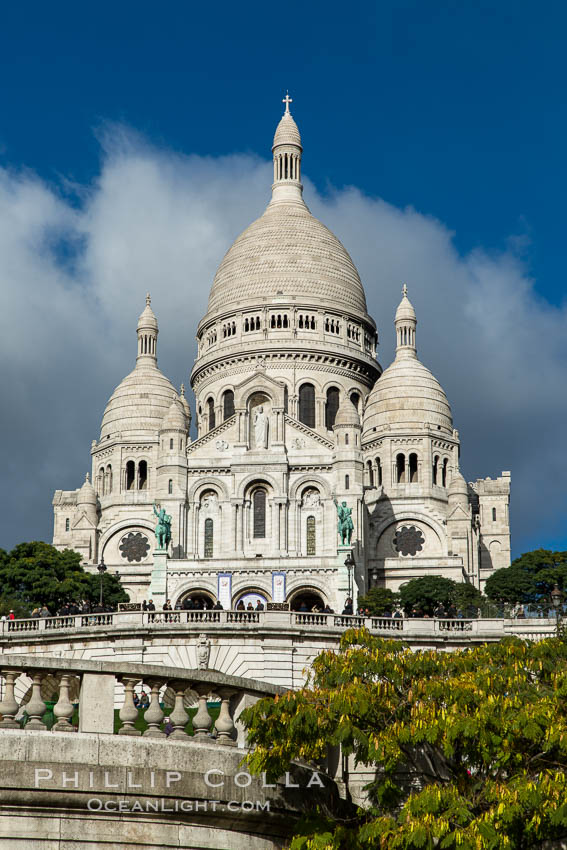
(283, 92, 292, 114)
(402, 283, 408, 297)
(146, 292, 151, 306)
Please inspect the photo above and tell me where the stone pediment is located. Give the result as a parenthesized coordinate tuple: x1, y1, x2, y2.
(284, 416, 334, 451)
(234, 370, 287, 409)
(71, 512, 97, 531)
(186, 415, 238, 458)
(447, 503, 470, 521)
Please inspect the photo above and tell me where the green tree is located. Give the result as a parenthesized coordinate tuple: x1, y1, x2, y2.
(485, 550, 567, 606)
(243, 630, 567, 849)
(356, 588, 399, 616)
(0, 542, 128, 615)
(398, 575, 457, 615)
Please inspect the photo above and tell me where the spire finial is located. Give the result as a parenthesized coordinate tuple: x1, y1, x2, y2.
(85, 472, 90, 483)
(180, 383, 185, 397)
(402, 283, 408, 298)
(146, 292, 151, 307)
(283, 91, 292, 114)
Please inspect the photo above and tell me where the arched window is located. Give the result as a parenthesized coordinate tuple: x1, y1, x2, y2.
(168, 479, 173, 494)
(492, 507, 497, 522)
(256, 317, 261, 330)
(126, 461, 135, 491)
(204, 518, 214, 558)
(345, 433, 349, 445)
(409, 453, 418, 483)
(283, 385, 289, 413)
(207, 398, 216, 431)
(377, 457, 383, 486)
(345, 474, 350, 489)
(65, 518, 70, 532)
(396, 454, 406, 483)
(367, 461, 374, 487)
(298, 383, 315, 428)
(432, 456, 439, 486)
(350, 392, 360, 412)
(253, 489, 266, 538)
(106, 464, 112, 494)
(325, 387, 340, 429)
(98, 466, 105, 495)
(223, 389, 235, 420)
(169, 438, 174, 450)
(138, 460, 148, 490)
(306, 515, 316, 555)
(442, 458, 448, 487)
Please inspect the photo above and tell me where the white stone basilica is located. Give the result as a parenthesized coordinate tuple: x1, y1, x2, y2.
(52, 98, 511, 610)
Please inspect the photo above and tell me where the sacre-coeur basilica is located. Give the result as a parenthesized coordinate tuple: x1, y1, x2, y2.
(52, 97, 511, 611)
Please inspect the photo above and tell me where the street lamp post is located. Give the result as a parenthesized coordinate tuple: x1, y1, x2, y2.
(97, 557, 107, 608)
(551, 584, 563, 635)
(371, 569, 379, 588)
(344, 553, 355, 604)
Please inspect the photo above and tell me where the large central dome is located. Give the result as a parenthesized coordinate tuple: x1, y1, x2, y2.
(207, 200, 368, 315)
(206, 101, 368, 318)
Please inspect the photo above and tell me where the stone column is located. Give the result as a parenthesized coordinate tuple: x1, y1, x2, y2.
(118, 678, 141, 736)
(53, 674, 76, 732)
(0, 671, 20, 728)
(25, 672, 47, 731)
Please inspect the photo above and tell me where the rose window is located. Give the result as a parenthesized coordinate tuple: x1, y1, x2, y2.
(119, 532, 150, 563)
(394, 525, 424, 556)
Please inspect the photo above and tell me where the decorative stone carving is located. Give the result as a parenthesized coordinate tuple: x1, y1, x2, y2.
(215, 439, 229, 451)
(197, 634, 211, 670)
(291, 437, 305, 449)
(119, 532, 150, 563)
(302, 488, 320, 508)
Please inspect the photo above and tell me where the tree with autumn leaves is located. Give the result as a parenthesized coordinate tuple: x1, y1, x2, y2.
(242, 629, 567, 849)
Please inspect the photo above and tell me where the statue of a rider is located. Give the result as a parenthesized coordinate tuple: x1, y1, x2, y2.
(153, 503, 172, 550)
(333, 497, 354, 546)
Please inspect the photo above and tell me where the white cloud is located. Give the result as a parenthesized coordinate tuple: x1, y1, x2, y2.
(0, 127, 565, 554)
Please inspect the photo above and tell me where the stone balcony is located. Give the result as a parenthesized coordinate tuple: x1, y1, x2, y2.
(0, 657, 348, 849)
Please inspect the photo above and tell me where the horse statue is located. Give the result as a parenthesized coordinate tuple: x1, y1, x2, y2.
(153, 503, 172, 550)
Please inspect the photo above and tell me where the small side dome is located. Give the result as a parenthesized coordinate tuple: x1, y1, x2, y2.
(179, 384, 192, 424)
(161, 397, 188, 432)
(448, 470, 469, 508)
(77, 473, 97, 505)
(334, 397, 361, 428)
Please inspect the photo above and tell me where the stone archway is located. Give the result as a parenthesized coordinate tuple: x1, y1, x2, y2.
(288, 587, 326, 613)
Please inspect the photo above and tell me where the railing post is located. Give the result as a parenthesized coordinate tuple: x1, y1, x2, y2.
(25, 672, 47, 730)
(143, 680, 165, 738)
(215, 687, 237, 746)
(0, 670, 21, 728)
(53, 674, 76, 732)
(168, 681, 190, 739)
(192, 685, 213, 740)
(118, 677, 141, 736)
(79, 673, 115, 734)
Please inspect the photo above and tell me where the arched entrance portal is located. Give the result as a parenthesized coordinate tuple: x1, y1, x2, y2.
(178, 589, 216, 610)
(289, 589, 326, 612)
(234, 590, 268, 611)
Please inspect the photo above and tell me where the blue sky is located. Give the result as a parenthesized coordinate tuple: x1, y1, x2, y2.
(0, 0, 566, 555)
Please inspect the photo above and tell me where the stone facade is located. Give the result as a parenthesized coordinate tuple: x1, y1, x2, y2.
(53, 99, 511, 606)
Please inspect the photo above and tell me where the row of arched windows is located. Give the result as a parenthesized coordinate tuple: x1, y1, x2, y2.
(125, 460, 147, 491)
(270, 314, 289, 329)
(205, 391, 236, 432)
(274, 152, 300, 181)
(223, 321, 236, 338)
(97, 465, 113, 496)
(398, 326, 415, 347)
(207, 330, 217, 347)
(432, 456, 449, 487)
(366, 455, 450, 487)
(244, 316, 261, 331)
(347, 324, 360, 341)
(367, 458, 383, 487)
(298, 314, 316, 329)
(324, 318, 340, 334)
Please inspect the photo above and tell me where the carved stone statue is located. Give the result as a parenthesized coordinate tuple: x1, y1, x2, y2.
(197, 633, 211, 670)
(334, 498, 354, 545)
(153, 503, 172, 550)
(303, 489, 320, 508)
(253, 406, 268, 448)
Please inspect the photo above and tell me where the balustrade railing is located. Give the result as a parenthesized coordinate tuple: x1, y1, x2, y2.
(0, 656, 283, 748)
(0, 610, 559, 639)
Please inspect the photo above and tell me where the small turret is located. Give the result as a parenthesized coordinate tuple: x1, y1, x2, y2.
(137, 293, 159, 364)
(271, 93, 303, 204)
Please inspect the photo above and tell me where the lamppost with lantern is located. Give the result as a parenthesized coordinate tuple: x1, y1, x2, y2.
(97, 557, 107, 609)
(551, 584, 563, 635)
(344, 553, 355, 605)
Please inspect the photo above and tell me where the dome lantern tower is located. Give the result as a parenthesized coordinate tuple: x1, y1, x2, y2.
(395, 284, 417, 360)
(137, 293, 158, 364)
(271, 93, 303, 204)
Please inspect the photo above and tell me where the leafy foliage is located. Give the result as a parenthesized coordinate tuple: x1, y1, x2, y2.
(485, 549, 567, 605)
(243, 630, 567, 849)
(356, 587, 399, 615)
(398, 576, 457, 615)
(0, 542, 128, 615)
